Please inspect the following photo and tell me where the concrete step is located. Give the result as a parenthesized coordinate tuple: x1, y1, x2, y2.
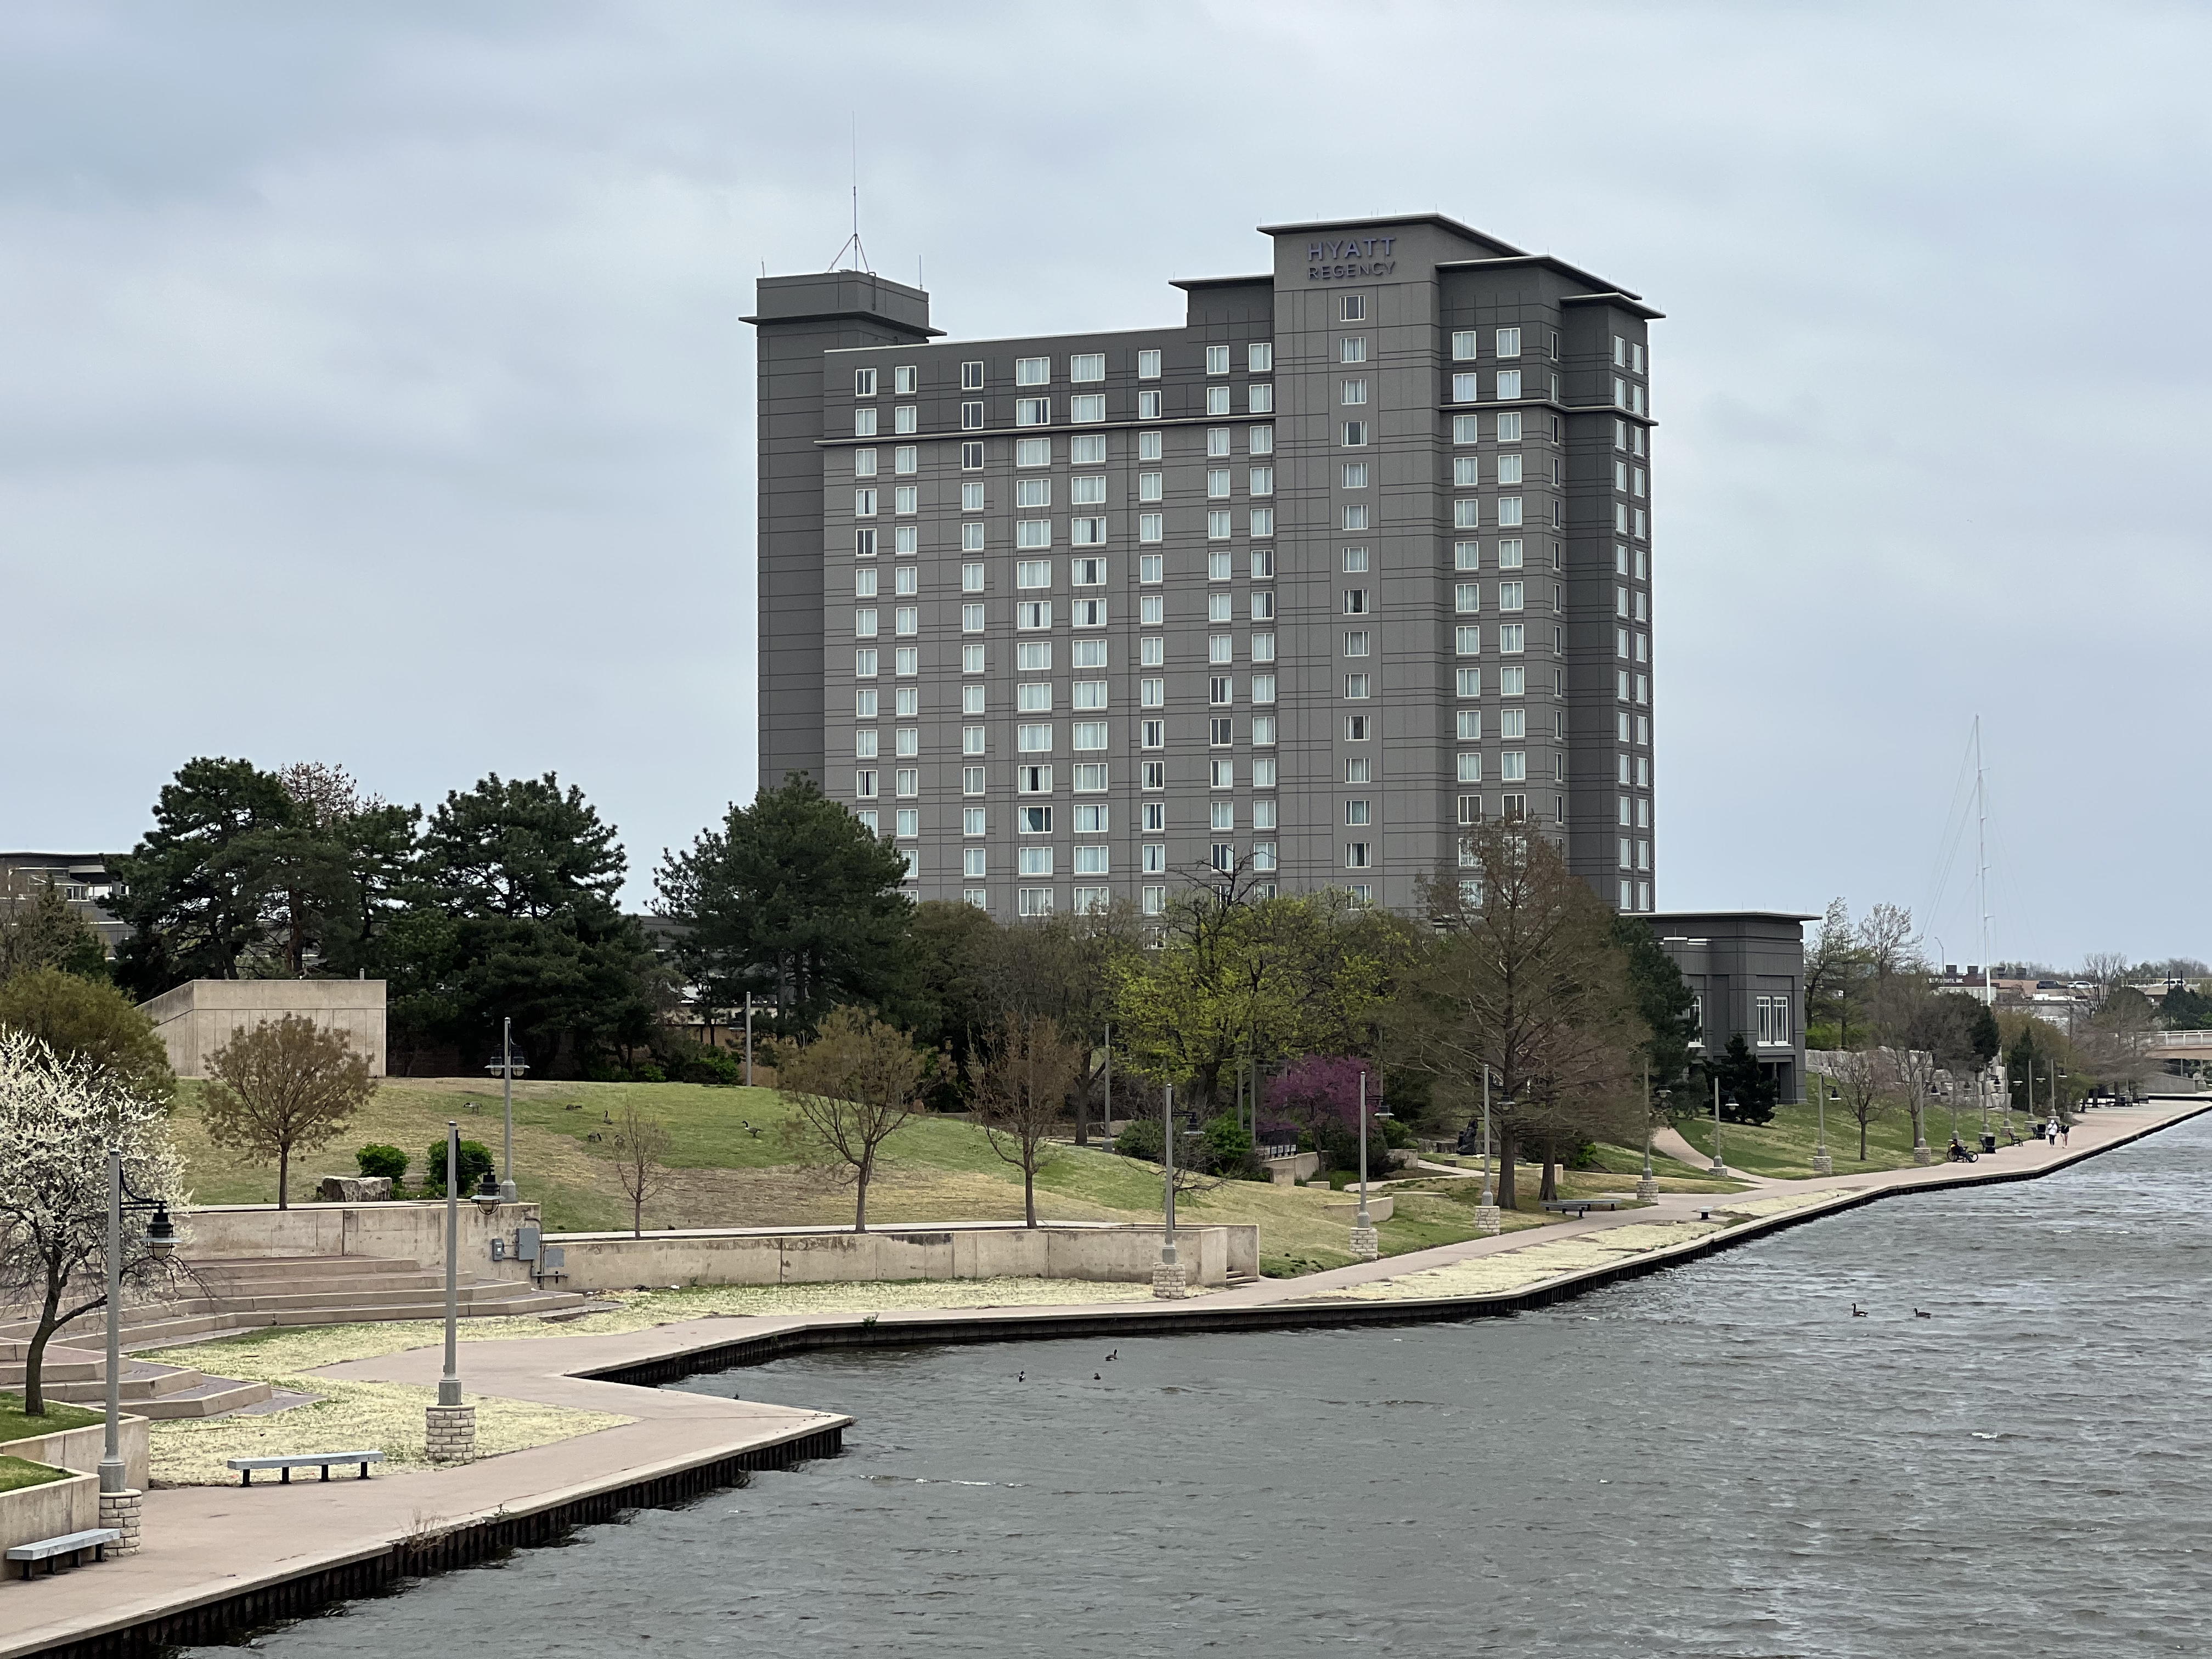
(43, 1360, 211, 1404)
(129, 1377, 274, 1420)
(191, 1260, 439, 1290)
(0, 1350, 101, 1386)
(189, 1254, 429, 1279)
(193, 1283, 514, 1314)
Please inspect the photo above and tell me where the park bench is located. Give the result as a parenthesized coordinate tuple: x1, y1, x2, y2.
(227, 1451, 385, 1486)
(1542, 1197, 1628, 1218)
(6, 1528, 123, 1579)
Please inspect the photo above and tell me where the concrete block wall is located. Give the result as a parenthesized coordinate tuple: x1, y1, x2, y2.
(0, 1470, 98, 1554)
(542, 1222, 1256, 1291)
(0, 1415, 149, 1492)
(183, 1201, 541, 1284)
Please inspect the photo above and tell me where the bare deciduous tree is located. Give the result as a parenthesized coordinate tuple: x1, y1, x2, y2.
(967, 1012, 1083, 1227)
(775, 1006, 930, 1232)
(1830, 1048, 1894, 1161)
(2078, 951, 2130, 988)
(201, 1015, 376, 1207)
(2078, 985, 2156, 1099)
(608, 1104, 675, 1237)
(1392, 822, 1645, 1208)
(1857, 902, 1922, 992)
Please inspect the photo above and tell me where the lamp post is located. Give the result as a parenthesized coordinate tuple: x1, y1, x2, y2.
(1812, 1083, 1835, 1176)
(1350, 1070, 1382, 1262)
(1102, 1023, 1113, 1144)
(1476, 1066, 1500, 1235)
(483, 1019, 529, 1203)
(1710, 1076, 1728, 1179)
(1152, 1084, 1185, 1299)
(1637, 1065, 1658, 1201)
(743, 992, 755, 1087)
(426, 1122, 478, 1463)
(1912, 1077, 1934, 1165)
(99, 1153, 173, 1558)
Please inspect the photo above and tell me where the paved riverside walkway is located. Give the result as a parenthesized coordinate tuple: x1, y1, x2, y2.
(3, 1095, 2200, 1658)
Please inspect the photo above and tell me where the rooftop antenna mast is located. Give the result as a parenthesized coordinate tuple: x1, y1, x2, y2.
(1975, 714, 1993, 1006)
(826, 113, 872, 274)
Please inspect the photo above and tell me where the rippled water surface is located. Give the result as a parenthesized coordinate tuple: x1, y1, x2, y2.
(199, 1113, 2212, 1657)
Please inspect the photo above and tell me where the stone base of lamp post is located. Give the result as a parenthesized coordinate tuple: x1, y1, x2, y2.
(1474, 1204, 1501, 1236)
(1812, 1149, 1834, 1176)
(1710, 1160, 1728, 1180)
(98, 1488, 143, 1556)
(1913, 1144, 1934, 1166)
(1634, 1177, 1658, 1203)
(1349, 1226, 1380, 1261)
(426, 1403, 477, 1463)
(1150, 1261, 1188, 1299)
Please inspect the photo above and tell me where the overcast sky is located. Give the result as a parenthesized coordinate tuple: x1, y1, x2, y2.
(4, 1, 2204, 968)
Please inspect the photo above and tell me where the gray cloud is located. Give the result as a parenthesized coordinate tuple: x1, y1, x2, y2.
(2, 0, 2204, 966)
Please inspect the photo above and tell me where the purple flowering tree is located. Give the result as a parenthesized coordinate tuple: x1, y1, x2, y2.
(1263, 1053, 1381, 1150)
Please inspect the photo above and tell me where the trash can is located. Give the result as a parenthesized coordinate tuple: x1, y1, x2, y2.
(1980, 1132, 1997, 1154)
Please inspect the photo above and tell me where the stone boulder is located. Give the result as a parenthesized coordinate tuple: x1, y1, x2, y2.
(316, 1175, 393, 1202)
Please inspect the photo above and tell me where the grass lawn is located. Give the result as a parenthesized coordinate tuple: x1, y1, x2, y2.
(0, 1455, 69, 1494)
(1670, 1095, 2012, 1179)
(170, 1076, 1604, 1278)
(0, 1393, 103, 1443)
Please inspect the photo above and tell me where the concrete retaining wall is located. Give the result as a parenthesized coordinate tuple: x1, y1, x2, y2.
(0, 1470, 97, 1555)
(544, 1223, 1256, 1291)
(0, 1416, 149, 1492)
(137, 979, 387, 1077)
(183, 1201, 540, 1283)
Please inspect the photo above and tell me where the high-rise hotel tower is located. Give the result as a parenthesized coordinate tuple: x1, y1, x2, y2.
(748, 214, 1660, 917)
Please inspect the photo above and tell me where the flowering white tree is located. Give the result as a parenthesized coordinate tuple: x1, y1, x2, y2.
(0, 1030, 188, 1415)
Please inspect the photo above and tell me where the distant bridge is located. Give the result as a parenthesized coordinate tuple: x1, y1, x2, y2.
(2148, 1030, 2212, 1061)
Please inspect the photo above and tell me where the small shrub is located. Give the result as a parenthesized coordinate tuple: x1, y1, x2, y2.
(673, 1047, 743, 1086)
(1202, 1114, 1265, 1180)
(420, 1138, 494, 1197)
(629, 1063, 667, 1084)
(356, 1144, 409, 1183)
(1111, 1117, 1163, 1163)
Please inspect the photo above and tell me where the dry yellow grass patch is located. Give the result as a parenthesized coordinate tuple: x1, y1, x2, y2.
(1300, 1218, 1727, 1302)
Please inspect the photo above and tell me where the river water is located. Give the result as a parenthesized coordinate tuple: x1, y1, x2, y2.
(194, 1113, 2211, 1657)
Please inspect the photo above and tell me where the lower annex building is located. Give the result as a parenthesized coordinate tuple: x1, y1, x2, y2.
(748, 213, 1661, 918)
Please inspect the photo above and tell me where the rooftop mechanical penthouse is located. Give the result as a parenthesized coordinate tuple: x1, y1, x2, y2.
(747, 213, 1661, 918)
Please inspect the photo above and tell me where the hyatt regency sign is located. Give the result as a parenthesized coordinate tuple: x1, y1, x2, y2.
(1307, 236, 1397, 281)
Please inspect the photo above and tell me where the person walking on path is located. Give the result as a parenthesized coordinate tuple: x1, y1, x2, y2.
(2045, 1117, 2059, 1148)
(2061, 1119, 2071, 1147)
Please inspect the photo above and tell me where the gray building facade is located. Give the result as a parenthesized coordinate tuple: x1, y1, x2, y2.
(1650, 911, 1812, 1105)
(749, 215, 1661, 918)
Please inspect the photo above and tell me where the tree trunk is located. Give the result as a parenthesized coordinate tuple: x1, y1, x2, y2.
(854, 1149, 871, 1233)
(1859, 1116, 1868, 1160)
(1023, 1160, 1037, 1228)
(632, 1186, 644, 1238)
(1538, 1146, 1559, 1203)
(1497, 1128, 1519, 1210)
(278, 1143, 290, 1210)
(22, 1288, 60, 1417)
